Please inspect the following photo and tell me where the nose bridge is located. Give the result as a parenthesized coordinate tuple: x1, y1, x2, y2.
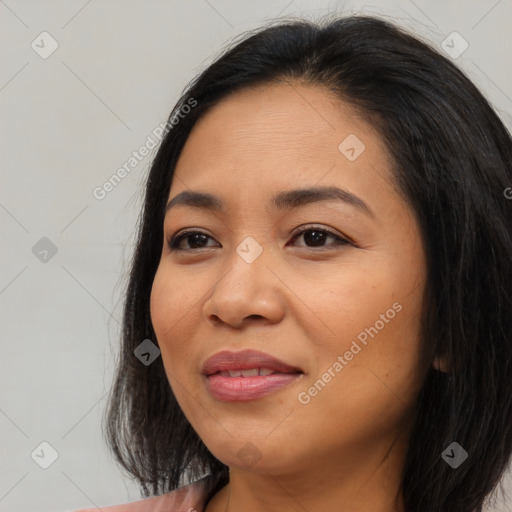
(204, 233, 285, 326)
(217, 234, 270, 299)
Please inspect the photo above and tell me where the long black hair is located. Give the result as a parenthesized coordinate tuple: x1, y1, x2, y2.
(103, 14, 512, 512)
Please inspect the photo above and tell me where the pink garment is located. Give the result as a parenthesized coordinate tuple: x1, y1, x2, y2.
(72, 476, 209, 512)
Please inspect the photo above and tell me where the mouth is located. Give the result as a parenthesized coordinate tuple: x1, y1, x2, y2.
(212, 368, 298, 377)
(202, 350, 304, 402)
(202, 349, 304, 376)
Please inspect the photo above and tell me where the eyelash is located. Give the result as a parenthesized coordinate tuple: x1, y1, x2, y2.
(167, 225, 353, 252)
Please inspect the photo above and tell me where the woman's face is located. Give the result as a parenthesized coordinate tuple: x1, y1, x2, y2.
(150, 82, 430, 476)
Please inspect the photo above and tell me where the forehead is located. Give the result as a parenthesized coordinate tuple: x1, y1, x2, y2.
(170, 82, 395, 211)
(183, 82, 376, 156)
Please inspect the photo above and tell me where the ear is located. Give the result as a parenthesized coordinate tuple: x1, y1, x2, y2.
(432, 355, 450, 373)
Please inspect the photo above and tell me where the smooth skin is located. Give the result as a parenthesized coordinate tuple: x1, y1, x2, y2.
(150, 82, 434, 512)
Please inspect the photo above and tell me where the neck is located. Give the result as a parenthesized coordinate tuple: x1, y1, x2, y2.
(207, 432, 408, 512)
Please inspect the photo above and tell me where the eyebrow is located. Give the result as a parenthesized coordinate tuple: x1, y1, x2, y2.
(165, 186, 374, 218)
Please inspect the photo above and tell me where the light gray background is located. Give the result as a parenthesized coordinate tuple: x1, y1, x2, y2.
(1, 1, 511, 511)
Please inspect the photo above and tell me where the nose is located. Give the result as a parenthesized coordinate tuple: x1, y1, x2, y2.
(202, 246, 286, 329)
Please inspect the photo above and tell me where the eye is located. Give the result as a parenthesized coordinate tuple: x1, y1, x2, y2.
(167, 225, 352, 252)
(168, 230, 219, 251)
(289, 225, 352, 249)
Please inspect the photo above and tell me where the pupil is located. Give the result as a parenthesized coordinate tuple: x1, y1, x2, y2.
(305, 230, 325, 247)
(190, 234, 208, 248)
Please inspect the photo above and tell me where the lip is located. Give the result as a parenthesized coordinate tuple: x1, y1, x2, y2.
(202, 350, 304, 402)
(202, 349, 303, 376)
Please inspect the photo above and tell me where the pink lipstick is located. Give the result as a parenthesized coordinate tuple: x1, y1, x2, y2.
(202, 349, 303, 401)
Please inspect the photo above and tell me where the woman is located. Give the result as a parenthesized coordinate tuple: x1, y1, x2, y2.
(74, 14, 512, 512)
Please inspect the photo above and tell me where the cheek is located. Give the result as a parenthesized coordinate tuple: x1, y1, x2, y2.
(298, 259, 426, 391)
(150, 269, 204, 414)
(150, 269, 171, 339)
(292, 288, 424, 452)
(150, 265, 198, 330)
(150, 268, 194, 365)
(295, 265, 397, 350)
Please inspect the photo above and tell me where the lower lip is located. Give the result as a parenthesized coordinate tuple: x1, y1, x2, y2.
(205, 372, 302, 401)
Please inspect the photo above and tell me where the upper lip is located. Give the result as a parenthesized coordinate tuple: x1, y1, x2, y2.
(202, 349, 303, 376)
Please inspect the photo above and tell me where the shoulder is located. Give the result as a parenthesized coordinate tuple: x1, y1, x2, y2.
(71, 475, 210, 512)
